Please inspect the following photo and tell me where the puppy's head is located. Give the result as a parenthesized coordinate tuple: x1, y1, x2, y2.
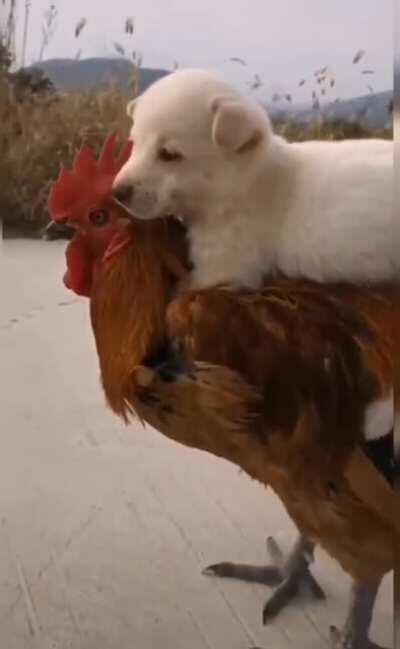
(113, 68, 272, 222)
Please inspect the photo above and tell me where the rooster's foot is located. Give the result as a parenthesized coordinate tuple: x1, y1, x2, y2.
(329, 581, 388, 649)
(203, 534, 325, 624)
(330, 626, 388, 649)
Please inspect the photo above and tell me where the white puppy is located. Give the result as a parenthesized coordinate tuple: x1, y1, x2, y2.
(114, 68, 397, 289)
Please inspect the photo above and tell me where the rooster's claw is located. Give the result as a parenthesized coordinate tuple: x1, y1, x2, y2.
(203, 534, 326, 625)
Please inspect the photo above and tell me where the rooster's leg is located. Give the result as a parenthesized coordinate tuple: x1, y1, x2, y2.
(204, 534, 326, 623)
(330, 580, 388, 649)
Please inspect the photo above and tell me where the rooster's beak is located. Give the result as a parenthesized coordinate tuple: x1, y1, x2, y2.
(42, 220, 74, 241)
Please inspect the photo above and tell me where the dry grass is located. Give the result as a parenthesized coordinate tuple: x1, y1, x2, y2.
(0, 0, 133, 236)
(0, 82, 391, 237)
(1, 84, 131, 236)
(0, 3, 392, 237)
(275, 118, 392, 142)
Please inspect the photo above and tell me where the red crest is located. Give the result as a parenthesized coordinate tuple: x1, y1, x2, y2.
(48, 133, 133, 222)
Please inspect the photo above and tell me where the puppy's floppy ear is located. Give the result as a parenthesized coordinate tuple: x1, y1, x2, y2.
(126, 98, 136, 119)
(211, 97, 264, 153)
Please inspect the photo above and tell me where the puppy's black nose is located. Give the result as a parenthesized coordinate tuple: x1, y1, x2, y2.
(113, 184, 133, 205)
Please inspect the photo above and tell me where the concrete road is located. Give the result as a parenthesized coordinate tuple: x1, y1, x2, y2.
(0, 239, 393, 649)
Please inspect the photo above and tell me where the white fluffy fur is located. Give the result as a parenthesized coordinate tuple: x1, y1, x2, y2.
(114, 68, 397, 290)
(364, 392, 394, 441)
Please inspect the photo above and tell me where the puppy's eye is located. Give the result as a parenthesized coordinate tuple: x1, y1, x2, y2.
(158, 147, 183, 162)
(88, 209, 109, 227)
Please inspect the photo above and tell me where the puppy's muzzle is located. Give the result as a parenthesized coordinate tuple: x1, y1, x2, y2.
(112, 184, 133, 206)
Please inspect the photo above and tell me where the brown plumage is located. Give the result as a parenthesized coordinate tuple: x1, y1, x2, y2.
(137, 282, 399, 584)
(90, 236, 399, 585)
(48, 135, 398, 647)
(89, 217, 188, 420)
(86, 221, 399, 646)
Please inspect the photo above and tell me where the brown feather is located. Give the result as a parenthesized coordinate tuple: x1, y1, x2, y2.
(89, 221, 399, 585)
(90, 218, 188, 420)
(164, 280, 400, 582)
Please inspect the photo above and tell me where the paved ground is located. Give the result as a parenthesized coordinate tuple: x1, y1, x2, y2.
(0, 239, 393, 649)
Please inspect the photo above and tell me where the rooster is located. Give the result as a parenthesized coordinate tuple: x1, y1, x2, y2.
(48, 135, 399, 649)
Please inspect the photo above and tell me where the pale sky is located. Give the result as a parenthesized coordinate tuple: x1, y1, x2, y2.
(10, 0, 394, 103)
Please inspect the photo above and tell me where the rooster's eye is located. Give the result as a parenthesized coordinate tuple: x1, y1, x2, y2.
(89, 209, 109, 227)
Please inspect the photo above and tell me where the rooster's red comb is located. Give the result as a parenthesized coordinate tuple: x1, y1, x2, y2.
(48, 132, 133, 222)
